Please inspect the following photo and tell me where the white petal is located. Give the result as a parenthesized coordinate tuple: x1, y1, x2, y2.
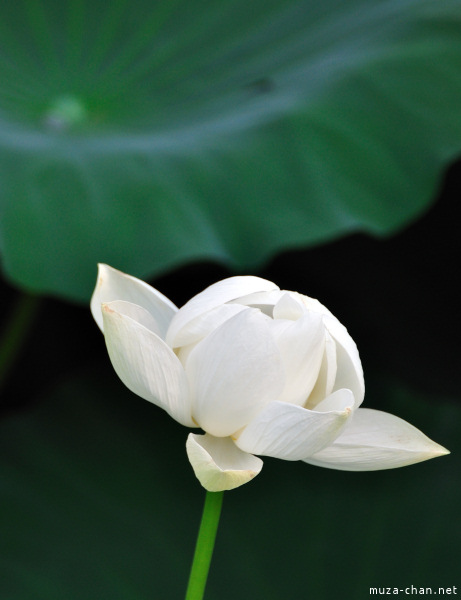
(270, 312, 326, 406)
(165, 303, 248, 349)
(271, 290, 364, 408)
(293, 294, 334, 318)
(186, 308, 285, 437)
(235, 389, 354, 460)
(166, 275, 278, 348)
(303, 408, 450, 471)
(91, 264, 177, 338)
(229, 289, 287, 317)
(272, 292, 306, 320)
(102, 302, 194, 427)
(186, 433, 263, 491)
(305, 330, 337, 409)
(106, 300, 163, 337)
(323, 314, 365, 407)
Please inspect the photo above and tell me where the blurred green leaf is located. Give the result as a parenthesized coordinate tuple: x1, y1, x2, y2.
(1, 0, 461, 301)
(0, 368, 458, 599)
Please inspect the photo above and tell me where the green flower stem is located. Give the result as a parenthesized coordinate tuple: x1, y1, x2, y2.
(185, 491, 224, 600)
(0, 292, 41, 391)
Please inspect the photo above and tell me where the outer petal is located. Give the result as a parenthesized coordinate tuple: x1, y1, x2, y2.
(323, 314, 364, 408)
(270, 311, 326, 406)
(105, 300, 163, 337)
(166, 275, 278, 347)
(288, 292, 365, 407)
(303, 408, 449, 471)
(292, 293, 334, 318)
(185, 308, 285, 437)
(305, 330, 337, 409)
(235, 389, 354, 460)
(91, 264, 177, 338)
(102, 302, 195, 427)
(186, 433, 263, 491)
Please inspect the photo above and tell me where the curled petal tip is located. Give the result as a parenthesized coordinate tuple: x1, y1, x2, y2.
(186, 433, 263, 492)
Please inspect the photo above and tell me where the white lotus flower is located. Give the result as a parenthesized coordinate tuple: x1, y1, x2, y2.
(91, 264, 449, 491)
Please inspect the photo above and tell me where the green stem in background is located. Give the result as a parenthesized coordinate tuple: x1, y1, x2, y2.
(0, 292, 41, 391)
(185, 491, 224, 600)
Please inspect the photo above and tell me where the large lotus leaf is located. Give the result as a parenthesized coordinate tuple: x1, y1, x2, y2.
(0, 367, 458, 599)
(1, 0, 461, 301)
